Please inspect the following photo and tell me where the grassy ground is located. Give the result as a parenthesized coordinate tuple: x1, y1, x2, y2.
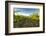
(14, 14, 39, 28)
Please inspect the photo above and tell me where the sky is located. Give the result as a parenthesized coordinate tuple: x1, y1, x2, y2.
(14, 8, 39, 16)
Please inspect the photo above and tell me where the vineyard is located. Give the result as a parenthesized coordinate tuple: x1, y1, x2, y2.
(14, 13, 39, 28)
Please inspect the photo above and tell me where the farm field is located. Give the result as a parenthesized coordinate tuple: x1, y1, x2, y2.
(14, 13, 39, 28)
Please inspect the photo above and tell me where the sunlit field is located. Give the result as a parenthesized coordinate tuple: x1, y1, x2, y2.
(13, 8, 40, 28)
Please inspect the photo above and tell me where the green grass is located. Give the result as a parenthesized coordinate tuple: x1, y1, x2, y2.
(14, 14, 39, 28)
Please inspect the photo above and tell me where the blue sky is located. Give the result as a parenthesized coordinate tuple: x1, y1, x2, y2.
(14, 8, 39, 14)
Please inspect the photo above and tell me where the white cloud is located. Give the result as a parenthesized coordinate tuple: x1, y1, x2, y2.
(15, 12, 30, 16)
(15, 12, 39, 16)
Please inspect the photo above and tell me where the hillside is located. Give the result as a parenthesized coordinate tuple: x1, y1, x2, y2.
(14, 13, 39, 28)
